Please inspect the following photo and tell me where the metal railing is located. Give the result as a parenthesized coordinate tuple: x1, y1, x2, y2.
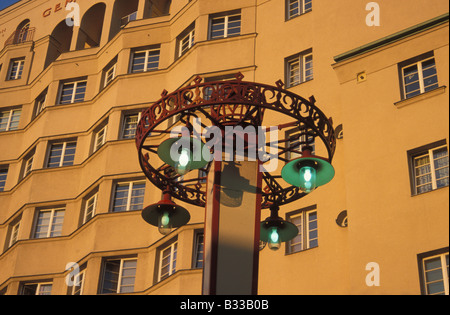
(4, 27, 35, 48)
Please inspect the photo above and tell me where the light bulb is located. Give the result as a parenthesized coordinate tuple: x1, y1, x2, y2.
(175, 148, 192, 175)
(267, 227, 281, 251)
(299, 165, 317, 193)
(158, 211, 172, 235)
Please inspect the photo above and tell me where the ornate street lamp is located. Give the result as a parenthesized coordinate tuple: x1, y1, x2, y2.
(135, 73, 337, 294)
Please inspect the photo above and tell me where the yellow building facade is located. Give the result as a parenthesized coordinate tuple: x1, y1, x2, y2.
(0, 0, 448, 295)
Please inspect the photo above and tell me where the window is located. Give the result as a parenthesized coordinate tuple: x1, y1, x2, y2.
(158, 241, 177, 282)
(0, 108, 21, 132)
(418, 249, 449, 295)
(93, 124, 108, 153)
(83, 193, 97, 224)
(285, 126, 315, 161)
(8, 220, 20, 248)
(130, 48, 160, 73)
(112, 180, 145, 212)
(287, 206, 318, 254)
(286, 50, 313, 87)
(121, 112, 142, 139)
(69, 268, 86, 295)
(408, 141, 449, 195)
(193, 232, 204, 269)
(33, 208, 65, 239)
(47, 140, 77, 168)
(7, 58, 25, 80)
(177, 24, 195, 58)
(22, 151, 34, 178)
(401, 55, 439, 99)
(59, 79, 87, 104)
(0, 167, 8, 192)
(287, 0, 312, 20)
(34, 89, 48, 117)
(103, 60, 117, 88)
(101, 258, 137, 294)
(209, 12, 241, 40)
(20, 282, 52, 295)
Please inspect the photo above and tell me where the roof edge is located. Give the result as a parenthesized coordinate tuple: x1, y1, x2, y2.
(333, 12, 449, 63)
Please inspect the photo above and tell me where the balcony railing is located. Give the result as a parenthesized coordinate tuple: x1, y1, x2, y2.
(120, 12, 137, 28)
(4, 27, 36, 48)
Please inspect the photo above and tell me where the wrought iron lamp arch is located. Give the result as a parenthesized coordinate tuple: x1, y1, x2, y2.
(135, 73, 336, 209)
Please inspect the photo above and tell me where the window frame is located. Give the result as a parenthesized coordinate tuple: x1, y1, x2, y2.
(0, 107, 22, 132)
(100, 257, 137, 294)
(46, 140, 77, 168)
(286, 50, 313, 88)
(93, 124, 108, 153)
(58, 79, 88, 105)
(7, 57, 25, 81)
(286, 205, 318, 254)
(20, 282, 53, 295)
(8, 220, 20, 248)
(111, 180, 146, 212)
(121, 112, 142, 139)
(157, 240, 178, 282)
(83, 193, 98, 224)
(177, 24, 196, 58)
(130, 48, 160, 73)
(286, 0, 312, 20)
(34, 88, 48, 118)
(418, 247, 449, 295)
(32, 207, 65, 239)
(0, 166, 8, 192)
(192, 230, 204, 269)
(407, 140, 449, 195)
(209, 12, 242, 40)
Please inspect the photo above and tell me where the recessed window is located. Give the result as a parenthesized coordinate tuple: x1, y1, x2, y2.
(83, 193, 98, 224)
(103, 58, 117, 88)
(193, 231, 204, 269)
(121, 112, 142, 139)
(408, 141, 449, 195)
(418, 248, 449, 295)
(209, 12, 241, 40)
(0, 108, 22, 132)
(68, 268, 86, 295)
(100, 258, 137, 294)
(286, 205, 318, 254)
(177, 23, 195, 58)
(33, 208, 65, 239)
(93, 122, 108, 153)
(47, 140, 77, 168)
(158, 240, 177, 282)
(286, 50, 313, 88)
(112, 180, 145, 212)
(34, 89, 48, 117)
(8, 219, 21, 248)
(22, 149, 35, 179)
(285, 126, 315, 161)
(401, 56, 439, 99)
(20, 282, 53, 295)
(130, 48, 160, 73)
(59, 79, 87, 104)
(0, 166, 8, 192)
(287, 0, 312, 20)
(7, 58, 25, 80)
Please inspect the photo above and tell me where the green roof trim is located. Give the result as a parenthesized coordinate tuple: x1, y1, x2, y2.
(334, 12, 449, 63)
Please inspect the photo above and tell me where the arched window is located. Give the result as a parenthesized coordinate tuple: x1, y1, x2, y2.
(16, 19, 30, 43)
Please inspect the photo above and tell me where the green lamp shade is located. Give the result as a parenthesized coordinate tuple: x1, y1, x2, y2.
(157, 137, 211, 175)
(142, 199, 190, 235)
(260, 220, 299, 244)
(281, 156, 335, 190)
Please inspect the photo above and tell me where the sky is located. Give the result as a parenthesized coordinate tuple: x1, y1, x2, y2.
(0, 0, 22, 12)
